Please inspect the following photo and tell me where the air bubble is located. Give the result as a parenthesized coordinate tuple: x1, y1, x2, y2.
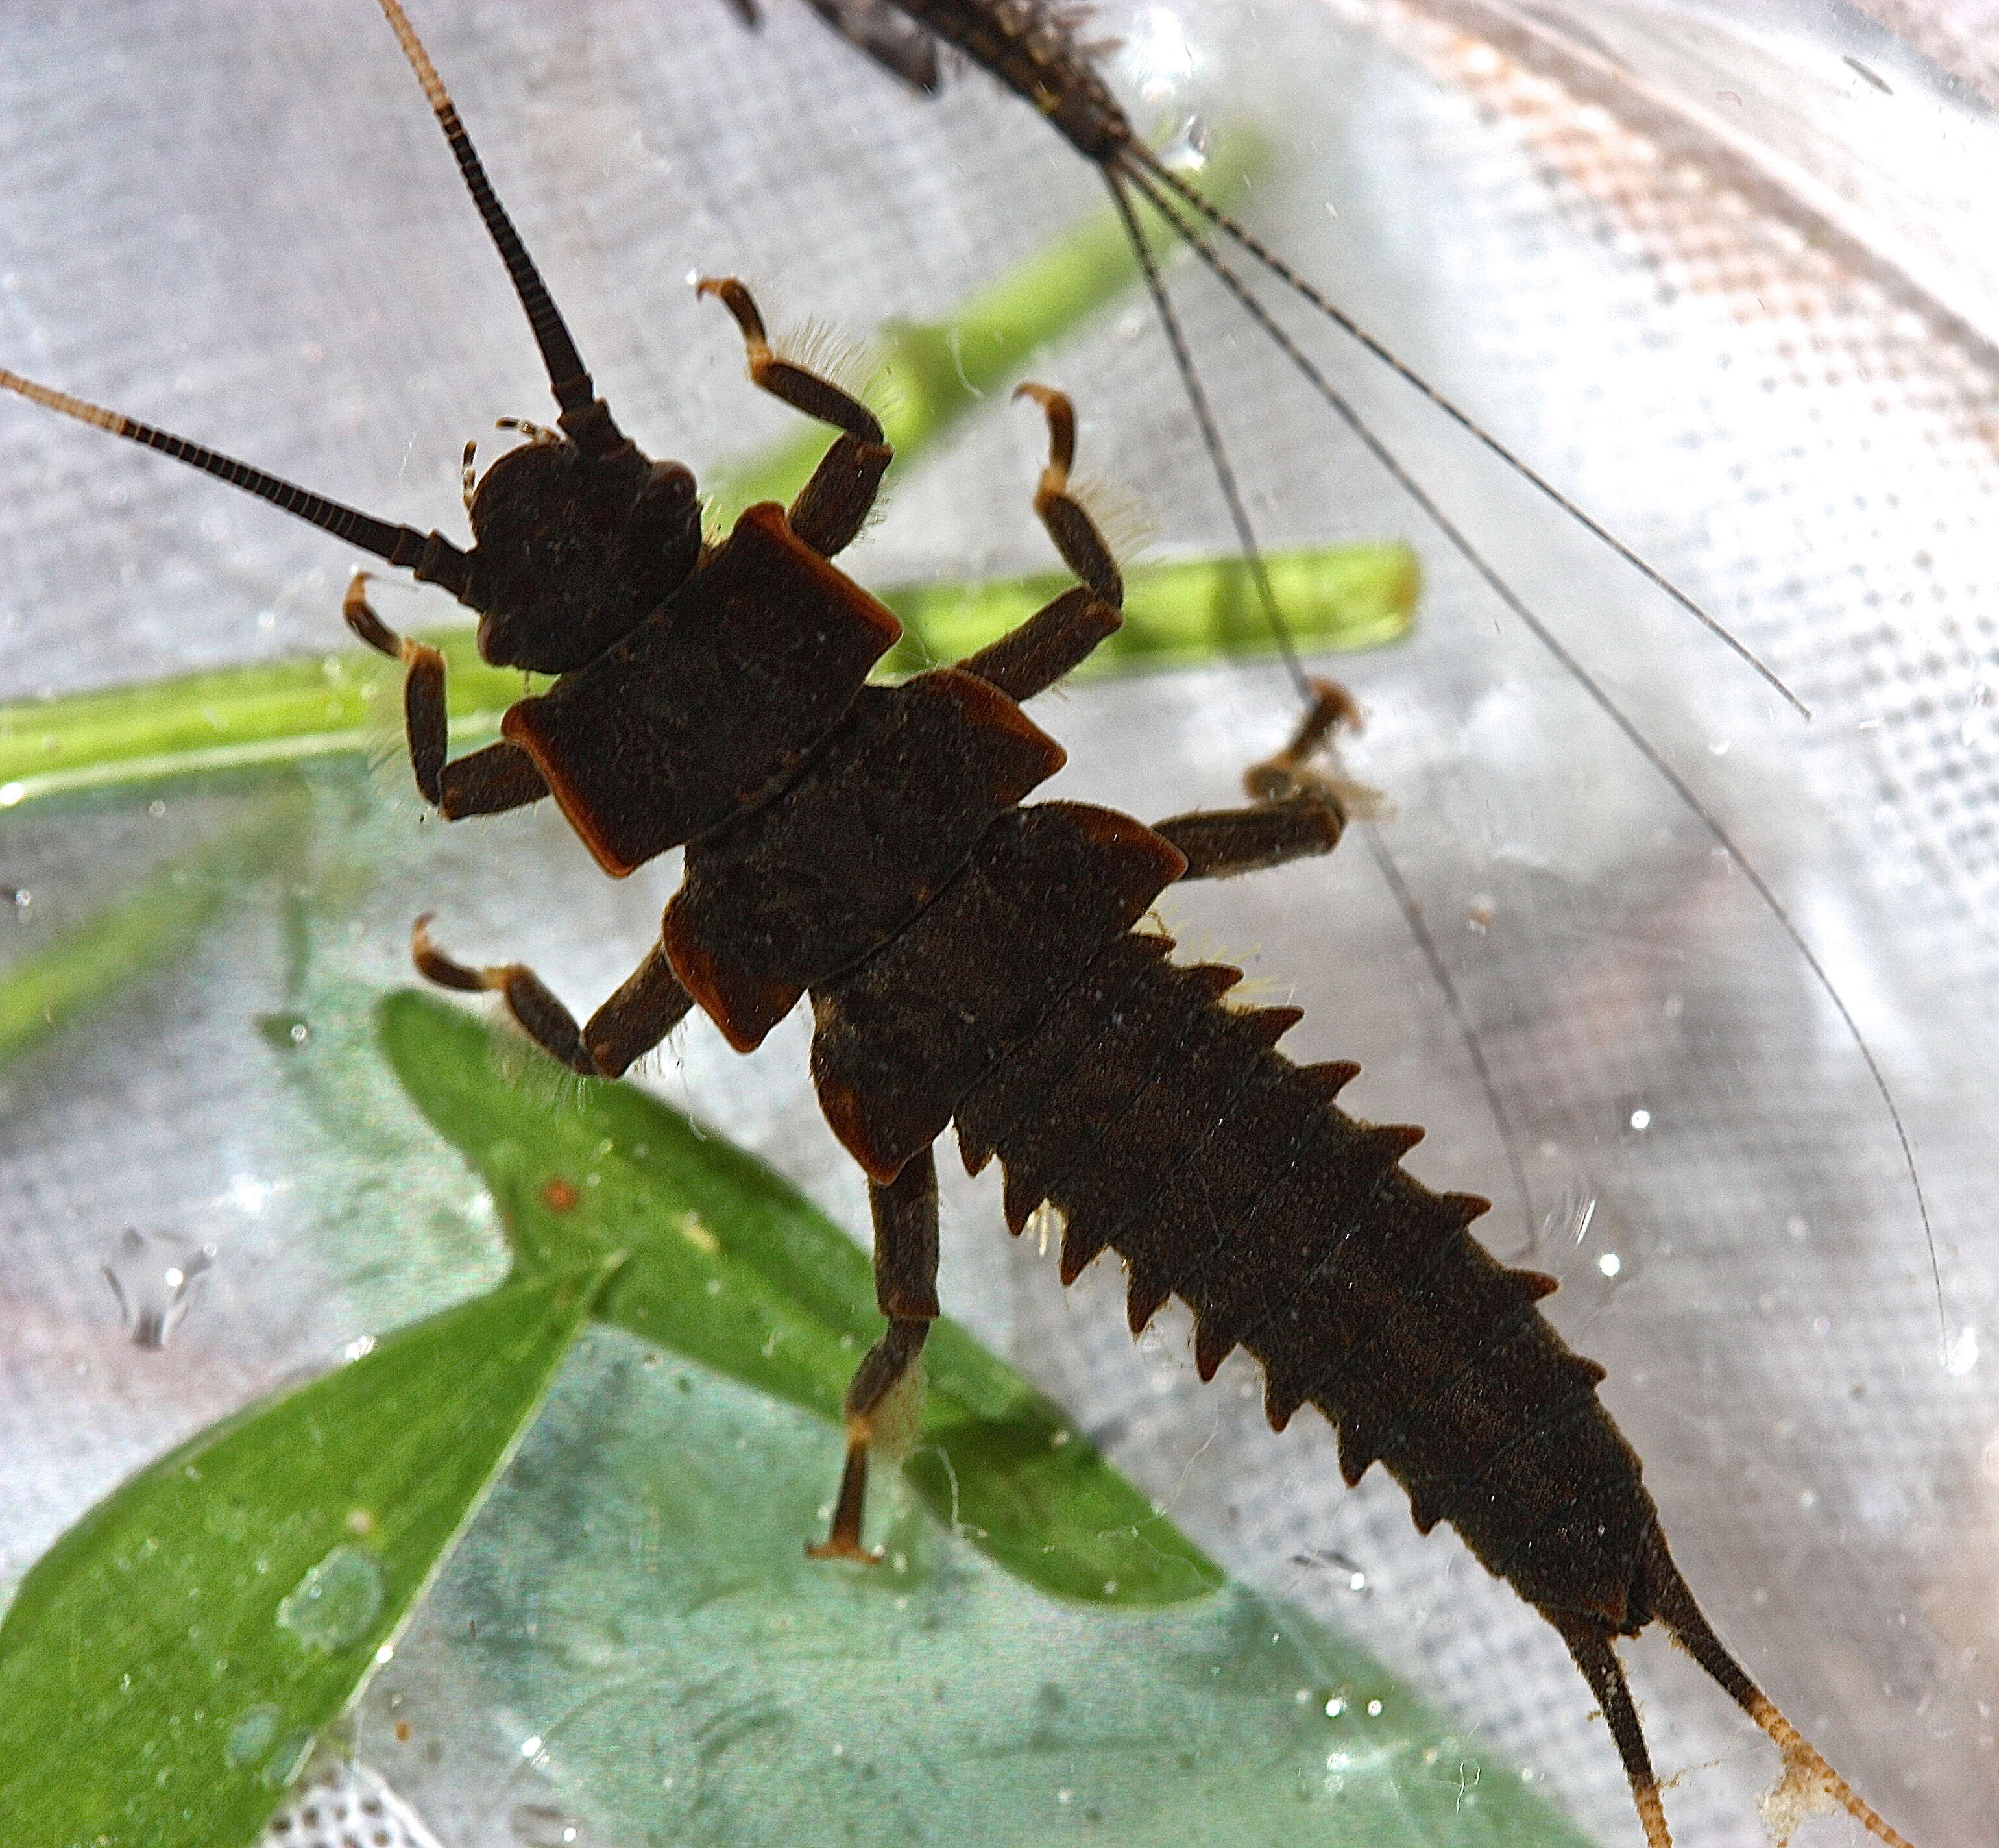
(260, 1725, 315, 1790)
(102, 1228, 215, 1349)
(276, 1543, 384, 1653)
(510, 1802, 586, 1847)
(224, 1701, 281, 1768)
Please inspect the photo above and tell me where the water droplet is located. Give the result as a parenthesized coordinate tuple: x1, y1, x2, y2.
(1597, 1252, 1622, 1278)
(260, 1725, 315, 1790)
(102, 1228, 215, 1350)
(510, 1802, 586, 1847)
(1946, 1326, 1982, 1376)
(1628, 1108, 1652, 1132)
(1324, 1697, 1346, 1718)
(224, 1701, 281, 1768)
(1366, 1699, 1383, 1718)
(257, 1013, 313, 1052)
(276, 1544, 383, 1653)
(7, 886, 29, 916)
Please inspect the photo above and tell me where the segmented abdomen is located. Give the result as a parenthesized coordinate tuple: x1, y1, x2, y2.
(957, 931, 1663, 1631)
(799, 779, 1669, 1635)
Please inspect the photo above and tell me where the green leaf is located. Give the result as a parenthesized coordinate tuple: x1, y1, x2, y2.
(376, 988, 1226, 1607)
(408, 1333, 1597, 1848)
(0, 1265, 611, 1848)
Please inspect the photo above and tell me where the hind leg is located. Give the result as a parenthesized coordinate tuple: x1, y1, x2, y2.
(1154, 678, 1365, 879)
(811, 1147, 939, 1563)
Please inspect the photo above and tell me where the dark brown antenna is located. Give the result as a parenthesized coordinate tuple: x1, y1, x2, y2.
(376, 0, 622, 450)
(0, 368, 468, 594)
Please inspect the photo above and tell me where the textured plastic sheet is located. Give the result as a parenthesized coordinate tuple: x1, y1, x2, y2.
(1, 3, 1994, 1844)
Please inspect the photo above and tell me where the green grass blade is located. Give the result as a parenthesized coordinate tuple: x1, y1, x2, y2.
(0, 542, 1411, 811)
(0, 1264, 611, 1848)
(376, 988, 1226, 1607)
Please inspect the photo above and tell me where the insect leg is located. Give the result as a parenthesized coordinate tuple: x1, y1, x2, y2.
(952, 383, 1128, 702)
(411, 919, 694, 1079)
(1153, 799, 1341, 881)
(343, 575, 548, 817)
(583, 945, 698, 1079)
(409, 916, 589, 1075)
(696, 276, 892, 558)
(810, 1146, 939, 1563)
(1153, 677, 1366, 879)
(958, 585, 1121, 703)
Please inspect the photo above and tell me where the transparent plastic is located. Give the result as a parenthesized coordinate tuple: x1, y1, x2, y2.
(0, 2, 1993, 1844)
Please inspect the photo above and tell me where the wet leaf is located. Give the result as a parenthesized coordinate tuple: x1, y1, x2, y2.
(383, 1330, 1595, 1848)
(377, 988, 1226, 1607)
(0, 1265, 611, 1848)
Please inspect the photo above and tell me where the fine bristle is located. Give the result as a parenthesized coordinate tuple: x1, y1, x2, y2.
(1065, 474, 1156, 565)
(773, 316, 880, 404)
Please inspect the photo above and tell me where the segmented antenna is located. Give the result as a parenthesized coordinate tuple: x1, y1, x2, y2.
(375, 0, 614, 443)
(1115, 141, 1810, 721)
(0, 368, 468, 594)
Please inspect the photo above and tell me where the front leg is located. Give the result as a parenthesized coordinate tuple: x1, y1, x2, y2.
(810, 1146, 940, 1564)
(345, 574, 549, 816)
(413, 918, 694, 1077)
(697, 276, 892, 560)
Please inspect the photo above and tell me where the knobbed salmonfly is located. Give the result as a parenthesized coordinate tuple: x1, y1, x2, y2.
(0, 3, 1926, 1845)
